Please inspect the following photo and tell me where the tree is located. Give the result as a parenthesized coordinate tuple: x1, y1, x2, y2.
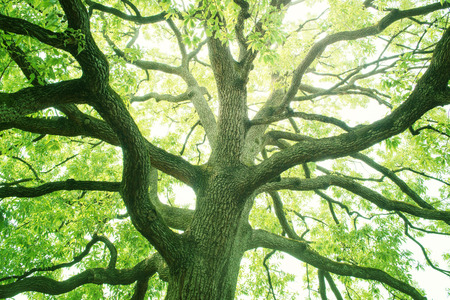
(0, 0, 449, 298)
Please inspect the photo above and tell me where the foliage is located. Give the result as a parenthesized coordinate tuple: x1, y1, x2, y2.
(1, 0, 450, 299)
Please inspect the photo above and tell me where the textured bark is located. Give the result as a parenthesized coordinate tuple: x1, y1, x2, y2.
(1, 0, 449, 299)
(165, 168, 252, 299)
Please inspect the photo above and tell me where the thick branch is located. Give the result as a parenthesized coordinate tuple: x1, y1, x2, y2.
(0, 254, 166, 299)
(249, 229, 426, 300)
(0, 180, 120, 198)
(0, 79, 87, 123)
(0, 14, 66, 50)
(130, 90, 192, 104)
(0, 115, 119, 145)
(250, 26, 450, 188)
(260, 176, 450, 223)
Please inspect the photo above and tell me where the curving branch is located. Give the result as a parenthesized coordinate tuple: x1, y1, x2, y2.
(409, 124, 450, 138)
(249, 229, 427, 300)
(250, 25, 450, 189)
(233, 0, 251, 61)
(86, 0, 167, 24)
(101, 19, 218, 148)
(0, 234, 117, 283)
(351, 153, 435, 210)
(282, 2, 450, 105)
(259, 175, 450, 223)
(0, 253, 166, 299)
(166, 18, 188, 64)
(0, 13, 67, 50)
(250, 110, 353, 132)
(262, 249, 277, 300)
(394, 167, 450, 187)
(102, 31, 182, 75)
(10, 156, 42, 182)
(398, 213, 450, 277)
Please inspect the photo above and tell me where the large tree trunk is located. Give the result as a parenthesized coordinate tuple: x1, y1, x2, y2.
(165, 172, 251, 299)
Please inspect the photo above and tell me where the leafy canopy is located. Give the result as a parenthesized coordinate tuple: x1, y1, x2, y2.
(0, 0, 450, 299)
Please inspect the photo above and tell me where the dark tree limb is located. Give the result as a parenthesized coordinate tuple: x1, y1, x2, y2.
(0, 234, 117, 283)
(259, 175, 450, 223)
(249, 229, 427, 300)
(0, 253, 166, 299)
(86, 0, 167, 24)
(0, 79, 87, 123)
(0, 115, 119, 146)
(0, 13, 67, 50)
(250, 25, 450, 189)
(318, 269, 327, 300)
(351, 153, 435, 210)
(324, 272, 344, 300)
(262, 249, 277, 300)
(269, 191, 301, 240)
(131, 276, 150, 300)
(0, 180, 120, 198)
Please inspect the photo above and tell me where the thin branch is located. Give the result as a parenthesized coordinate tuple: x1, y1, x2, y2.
(282, 2, 450, 105)
(393, 167, 450, 187)
(86, 0, 167, 24)
(180, 120, 200, 155)
(0, 178, 33, 187)
(0, 234, 117, 283)
(263, 250, 277, 300)
(259, 175, 450, 223)
(102, 30, 182, 75)
(41, 154, 79, 174)
(269, 191, 301, 240)
(351, 153, 435, 210)
(11, 156, 42, 182)
(409, 124, 450, 138)
(398, 213, 450, 277)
